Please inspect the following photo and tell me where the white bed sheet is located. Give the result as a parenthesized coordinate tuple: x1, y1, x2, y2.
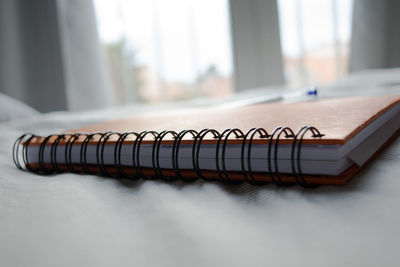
(2, 69, 400, 267)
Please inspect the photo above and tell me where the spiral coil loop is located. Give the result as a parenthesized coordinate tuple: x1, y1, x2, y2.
(51, 134, 66, 172)
(65, 133, 82, 173)
(220, 128, 244, 184)
(133, 131, 158, 179)
(38, 135, 53, 174)
(12, 126, 323, 187)
(115, 132, 138, 178)
(80, 133, 100, 175)
(23, 134, 38, 172)
(193, 129, 220, 182)
(291, 126, 324, 188)
(153, 130, 178, 182)
(241, 128, 270, 186)
(172, 129, 198, 182)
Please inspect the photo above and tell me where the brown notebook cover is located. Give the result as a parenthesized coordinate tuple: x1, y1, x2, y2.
(18, 95, 400, 186)
(70, 95, 400, 145)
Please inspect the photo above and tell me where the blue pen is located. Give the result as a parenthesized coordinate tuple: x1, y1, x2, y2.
(220, 87, 319, 108)
(307, 88, 318, 96)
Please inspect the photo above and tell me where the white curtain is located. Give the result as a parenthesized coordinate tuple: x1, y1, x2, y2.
(350, 0, 400, 72)
(229, 0, 284, 91)
(0, 0, 112, 112)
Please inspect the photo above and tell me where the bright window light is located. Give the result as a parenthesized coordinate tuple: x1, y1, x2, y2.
(94, 0, 233, 104)
(278, 0, 354, 87)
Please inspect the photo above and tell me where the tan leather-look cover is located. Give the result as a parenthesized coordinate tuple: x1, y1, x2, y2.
(67, 95, 400, 145)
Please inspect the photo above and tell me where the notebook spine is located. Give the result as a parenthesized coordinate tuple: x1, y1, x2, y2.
(12, 127, 324, 187)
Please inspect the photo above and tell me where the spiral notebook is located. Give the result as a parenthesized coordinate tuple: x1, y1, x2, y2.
(13, 95, 400, 187)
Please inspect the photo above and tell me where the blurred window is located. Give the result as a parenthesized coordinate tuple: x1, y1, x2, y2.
(94, 0, 354, 104)
(278, 0, 354, 87)
(94, 0, 233, 104)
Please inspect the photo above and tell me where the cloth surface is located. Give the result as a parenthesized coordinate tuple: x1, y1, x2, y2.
(2, 69, 400, 267)
(0, 93, 39, 122)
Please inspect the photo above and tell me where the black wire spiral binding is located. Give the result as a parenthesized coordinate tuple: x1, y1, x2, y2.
(220, 128, 245, 184)
(80, 133, 99, 174)
(38, 134, 54, 174)
(171, 129, 198, 182)
(153, 130, 178, 182)
(22, 134, 37, 173)
(114, 132, 138, 178)
(291, 126, 324, 188)
(51, 134, 66, 172)
(193, 129, 220, 182)
(12, 127, 324, 187)
(241, 128, 270, 186)
(134, 131, 158, 179)
(65, 133, 82, 173)
(12, 133, 32, 170)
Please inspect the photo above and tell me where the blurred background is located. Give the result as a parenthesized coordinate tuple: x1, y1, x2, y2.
(1, 0, 400, 112)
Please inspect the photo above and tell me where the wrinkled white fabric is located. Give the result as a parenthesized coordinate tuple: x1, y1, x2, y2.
(0, 93, 40, 122)
(2, 69, 400, 267)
